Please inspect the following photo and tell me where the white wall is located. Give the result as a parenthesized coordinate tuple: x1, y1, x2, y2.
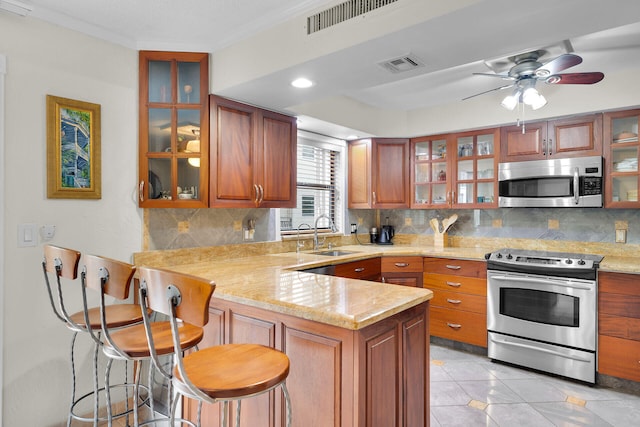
(0, 14, 141, 426)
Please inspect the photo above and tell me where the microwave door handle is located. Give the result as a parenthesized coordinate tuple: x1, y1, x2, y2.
(574, 167, 580, 205)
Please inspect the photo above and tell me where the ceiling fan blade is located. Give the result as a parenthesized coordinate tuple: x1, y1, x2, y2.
(545, 72, 605, 85)
(462, 83, 514, 101)
(472, 72, 516, 81)
(536, 53, 582, 75)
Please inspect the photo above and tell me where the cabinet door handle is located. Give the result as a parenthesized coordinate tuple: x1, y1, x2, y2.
(139, 181, 145, 202)
(258, 184, 264, 204)
(548, 138, 553, 156)
(542, 138, 547, 156)
(354, 267, 365, 272)
(381, 277, 386, 283)
(446, 281, 461, 288)
(446, 322, 462, 329)
(253, 184, 259, 204)
(446, 298, 462, 304)
(372, 191, 377, 204)
(445, 264, 461, 270)
(394, 263, 409, 268)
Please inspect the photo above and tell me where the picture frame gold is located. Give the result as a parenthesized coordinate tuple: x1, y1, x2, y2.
(46, 95, 101, 199)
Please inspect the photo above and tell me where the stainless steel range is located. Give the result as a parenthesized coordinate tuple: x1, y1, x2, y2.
(486, 248, 603, 383)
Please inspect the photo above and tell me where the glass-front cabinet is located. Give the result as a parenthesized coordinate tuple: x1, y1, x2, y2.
(411, 135, 449, 207)
(139, 51, 209, 207)
(604, 109, 640, 207)
(453, 129, 498, 207)
(411, 129, 498, 208)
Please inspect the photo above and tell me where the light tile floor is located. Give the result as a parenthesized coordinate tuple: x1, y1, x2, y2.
(430, 344, 640, 427)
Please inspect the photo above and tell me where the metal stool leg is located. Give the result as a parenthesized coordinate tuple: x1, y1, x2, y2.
(235, 400, 241, 427)
(282, 383, 292, 427)
(67, 332, 78, 427)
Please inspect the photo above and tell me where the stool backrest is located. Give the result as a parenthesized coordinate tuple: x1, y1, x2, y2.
(83, 254, 136, 300)
(137, 266, 215, 327)
(42, 244, 81, 325)
(43, 244, 81, 279)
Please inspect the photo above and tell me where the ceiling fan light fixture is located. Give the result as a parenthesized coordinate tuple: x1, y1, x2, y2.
(501, 93, 519, 110)
(522, 87, 547, 110)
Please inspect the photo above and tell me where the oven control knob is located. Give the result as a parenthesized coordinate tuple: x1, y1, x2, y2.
(578, 259, 586, 265)
(565, 259, 573, 264)
(506, 254, 513, 260)
(496, 253, 503, 259)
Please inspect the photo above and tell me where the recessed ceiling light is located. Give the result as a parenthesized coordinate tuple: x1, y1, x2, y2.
(291, 78, 314, 88)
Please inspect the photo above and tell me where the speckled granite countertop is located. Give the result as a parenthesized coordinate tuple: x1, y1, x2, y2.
(133, 243, 638, 331)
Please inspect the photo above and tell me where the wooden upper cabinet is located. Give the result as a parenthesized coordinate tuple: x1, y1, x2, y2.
(348, 138, 410, 208)
(603, 108, 640, 208)
(500, 114, 602, 162)
(138, 51, 209, 208)
(210, 95, 296, 208)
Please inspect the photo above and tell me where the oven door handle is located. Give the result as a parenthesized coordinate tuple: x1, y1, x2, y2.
(490, 274, 592, 290)
(490, 335, 592, 363)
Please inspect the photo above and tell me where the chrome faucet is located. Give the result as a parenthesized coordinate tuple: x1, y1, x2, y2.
(296, 223, 311, 252)
(313, 214, 336, 251)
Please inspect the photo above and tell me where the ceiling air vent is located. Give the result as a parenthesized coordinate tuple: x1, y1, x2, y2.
(378, 54, 425, 73)
(307, 0, 398, 35)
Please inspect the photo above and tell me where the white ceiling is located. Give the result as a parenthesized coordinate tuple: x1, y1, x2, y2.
(12, 0, 640, 138)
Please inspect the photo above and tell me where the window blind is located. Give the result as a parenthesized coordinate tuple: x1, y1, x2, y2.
(281, 141, 342, 233)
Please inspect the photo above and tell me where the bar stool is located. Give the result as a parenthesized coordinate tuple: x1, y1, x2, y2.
(81, 254, 151, 426)
(43, 245, 147, 426)
(137, 266, 292, 427)
(101, 266, 207, 426)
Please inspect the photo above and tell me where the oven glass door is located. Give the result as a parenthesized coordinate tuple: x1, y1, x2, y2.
(500, 288, 579, 327)
(487, 271, 596, 351)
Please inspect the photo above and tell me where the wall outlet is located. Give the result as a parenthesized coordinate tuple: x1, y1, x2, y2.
(616, 229, 627, 243)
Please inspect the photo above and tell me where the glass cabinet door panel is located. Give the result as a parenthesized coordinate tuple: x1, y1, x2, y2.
(457, 183, 474, 204)
(177, 109, 201, 153)
(415, 142, 430, 161)
(612, 117, 639, 143)
(415, 185, 429, 205)
(415, 163, 429, 183)
(477, 182, 494, 203)
(148, 60, 171, 103)
(177, 61, 201, 104)
(477, 158, 494, 179)
(457, 159, 474, 180)
(477, 133, 495, 156)
(612, 147, 638, 172)
(433, 139, 447, 159)
(148, 158, 171, 200)
(612, 176, 638, 202)
(433, 183, 447, 205)
(432, 162, 447, 182)
(148, 108, 172, 152)
(177, 158, 201, 200)
(457, 136, 474, 158)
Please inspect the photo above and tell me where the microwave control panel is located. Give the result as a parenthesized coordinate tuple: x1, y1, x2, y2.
(582, 176, 602, 195)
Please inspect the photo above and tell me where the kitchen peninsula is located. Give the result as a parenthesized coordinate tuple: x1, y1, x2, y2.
(134, 246, 435, 427)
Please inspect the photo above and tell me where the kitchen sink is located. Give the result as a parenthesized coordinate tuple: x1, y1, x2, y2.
(312, 250, 359, 256)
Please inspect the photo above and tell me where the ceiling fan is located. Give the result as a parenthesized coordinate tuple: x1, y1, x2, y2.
(464, 50, 605, 110)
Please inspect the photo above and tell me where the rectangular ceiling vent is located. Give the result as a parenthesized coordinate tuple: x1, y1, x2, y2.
(378, 54, 425, 73)
(307, 0, 399, 35)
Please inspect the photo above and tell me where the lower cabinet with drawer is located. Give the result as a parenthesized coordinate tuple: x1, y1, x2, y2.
(598, 271, 640, 382)
(381, 256, 423, 287)
(423, 257, 487, 347)
(334, 257, 381, 282)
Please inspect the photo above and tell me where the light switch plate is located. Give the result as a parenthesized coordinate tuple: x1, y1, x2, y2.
(18, 223, 37, 247)
(615, 229, 627, 243)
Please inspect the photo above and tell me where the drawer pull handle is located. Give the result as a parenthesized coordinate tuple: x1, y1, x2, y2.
(446, 264, 461, 270)
(446, 281, 461, 287)
(447, 322, 462, 329)
(394, 262, 409, 268)
(446, 298, 462, 304)
(354, 267, 365, 272)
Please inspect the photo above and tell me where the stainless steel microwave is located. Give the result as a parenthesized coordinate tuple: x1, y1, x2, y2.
(498, 156, 603, 207)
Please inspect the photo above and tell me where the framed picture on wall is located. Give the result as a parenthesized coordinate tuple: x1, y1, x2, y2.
(46, 95, 101, 199)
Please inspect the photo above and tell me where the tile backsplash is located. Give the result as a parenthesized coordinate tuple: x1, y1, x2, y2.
(145, 207, 639, 251)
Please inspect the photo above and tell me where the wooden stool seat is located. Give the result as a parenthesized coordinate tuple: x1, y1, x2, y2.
(105, 322, 204, 359)
(69, 304, 145, 329)
(176, 343, 290, 400)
